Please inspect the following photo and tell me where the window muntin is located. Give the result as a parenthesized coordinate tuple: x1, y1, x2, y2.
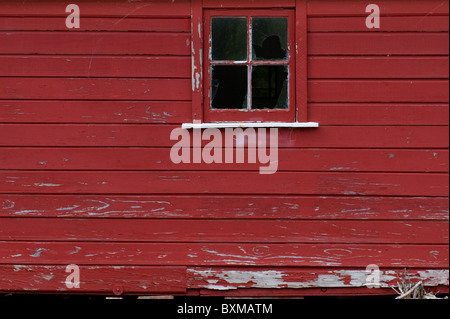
(205, 10, 296, 123)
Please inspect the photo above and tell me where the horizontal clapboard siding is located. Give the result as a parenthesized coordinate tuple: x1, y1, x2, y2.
(0, 125, 448, 148)
(0, 0, 192, 17)
(1, 195, 448, 220)
(0, 171, 448, 196)
(0, 17, 191, 32)
(0, 219, 448, 244)
(1, 242, 447, 268)
(0, 0, 448, 296)
(0, 149, 448, 172)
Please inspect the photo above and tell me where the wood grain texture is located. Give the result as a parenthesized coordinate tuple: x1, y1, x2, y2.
(0, 266, 447, 294)
(1, 195, 448, 220)
(0, 242, 448, 268)
(188, 268, 449, 290)
(0, 265, 187, 294)
(3, 219, 447, 244)
(0, 148, 447, 173)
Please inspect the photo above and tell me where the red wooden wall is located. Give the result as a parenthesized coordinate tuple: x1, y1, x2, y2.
(0, 0, 448, 296)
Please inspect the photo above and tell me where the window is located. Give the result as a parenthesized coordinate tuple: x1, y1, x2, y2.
(204, 10, 296, 123)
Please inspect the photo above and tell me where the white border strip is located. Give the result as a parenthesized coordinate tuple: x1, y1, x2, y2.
(182, 122, 319, 129)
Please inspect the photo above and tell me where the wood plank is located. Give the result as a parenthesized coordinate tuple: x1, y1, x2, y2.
(0, 172, 448, 196)
(7, 79, 442, 103)
(308, 0, 450, 16)
(0, 125, 447, 148)
(1, 102, 448, 125)
(0, 78, 191, 101)
(0, 101, 191, 124)
(309, 16, 450, 32)
(309, 33, 449, 55)
(309, 80, 449, 103)
(309, 57, 450, 79)
(0, 242, 448, 267)
(0, 32, 190, 55)
(6, 219, 446, 244)
(198, 285, 449, 297)
(0, 265, 446, 294)
(0, 17, 191, 32)
(0, 56, 191, 78)
(309, 104, 450, 125)
(0, 265, 187, 294)
(1, 195, 448, 220)
(0, 0, 191, 18)
(188, 268, 449, 290)
(0, 148, 447, 173)
(203, 0, 295, 8)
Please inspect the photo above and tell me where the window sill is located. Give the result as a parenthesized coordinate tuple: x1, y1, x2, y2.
(182, 122, 319, 129)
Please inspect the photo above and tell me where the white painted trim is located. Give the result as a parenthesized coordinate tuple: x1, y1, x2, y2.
(182, 122, 319, 129)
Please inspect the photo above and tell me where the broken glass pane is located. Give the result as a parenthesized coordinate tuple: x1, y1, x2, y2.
(252, 66, 288, 109)
(212, 17, 247, 61)
(252, 18, 288, 61)
(212, 66, 248, 109)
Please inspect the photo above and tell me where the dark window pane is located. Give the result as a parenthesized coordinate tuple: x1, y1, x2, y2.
(252, 18, 288, 61)
(252, 66, 288, 109)
(212, 17, 247, 61)
(212, 66, 248, 109)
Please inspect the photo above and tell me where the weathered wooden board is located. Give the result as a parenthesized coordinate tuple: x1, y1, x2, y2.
(0, 265, 187, 294)
(309, 104, 450, 126)
(0, 0, 192, 18)
(0, 32, 190, 55)
(309, 33, 449, 55)
(309, 16, 450, 32)
(308, 0, 450, 16)
(0, 125, 448, 148)
(0, 148, 448, 172)
(0, 101, 191, 124)
(0, 219, 448, 244)
(1, 195, 448, 220)
(0, 172, 448, 196)
(1, 102, 448, 125)
(0, 17, 191, 32)
(0, 78, 191, 101)
(0, 56, 191, 78)
(0, 266, 447, 294)
(3, 79, 446, 103)
(203, 0, 295, 8)
(309, 57, 450, 79)
(0, 242, 448, 268)
(309, 80, 449, 103)
(188, 268, 449, 290)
